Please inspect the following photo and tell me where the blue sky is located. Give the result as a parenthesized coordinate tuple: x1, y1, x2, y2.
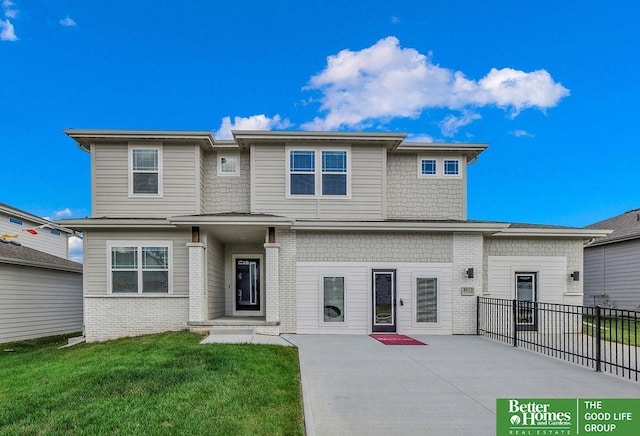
(1, 1, 640, 233)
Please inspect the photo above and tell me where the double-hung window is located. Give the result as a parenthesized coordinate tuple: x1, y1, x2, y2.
(288, 148, 349, 197)
(130, 147, 162, 195)
(109, 242, 171, 293)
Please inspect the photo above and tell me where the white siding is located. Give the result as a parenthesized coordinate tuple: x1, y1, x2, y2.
(251, 144, 385, 219)
(296, 262, 453, 335)
(92, 143, 199, 217)
(83, 229, 190, 296)
(0, 263, 82, 343)
(207, 234, 225, 318)
(0, 212, 68, 259)
(487, 256, 567, 304)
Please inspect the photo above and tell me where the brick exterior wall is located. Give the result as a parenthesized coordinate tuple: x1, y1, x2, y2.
(84, 296, 188, 342)
(203, 151, 250, 213)
(297, 231, 453, 263)
(277, 228, 297, 333)
(187, 243, 206, 322)
(452, 233, 483, 334)
(386, 153, 465, 220)
(483, 237, 584, 303)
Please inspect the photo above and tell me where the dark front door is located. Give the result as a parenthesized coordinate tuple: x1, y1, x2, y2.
(372, 270, 396, 332)
(236, 258, 260, 311)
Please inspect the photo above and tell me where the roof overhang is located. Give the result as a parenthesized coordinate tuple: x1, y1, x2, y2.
(0, 203, 75, 234)
(491, 228, 613, 239)
(168, 215, 293, 227)
(291, 220, 509, 233)
(56, 218, 176, 229)
(0, 256, 82, 273)
(394, 142, 489, 163)
(64, 129, 215, 152)
(585, 232, 637, 247)
(232, 130, 407, 150)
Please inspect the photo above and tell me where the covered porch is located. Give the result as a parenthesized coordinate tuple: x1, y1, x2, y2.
(170, 213, 293, 335)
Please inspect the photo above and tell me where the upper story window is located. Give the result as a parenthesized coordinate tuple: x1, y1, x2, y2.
(9, 217, 23, 225)
(444, 159, 459, 176)
(218, 153, 239, 176)
(418, 156, 462, 178)
(130, 146, 162, 196)
(288, 148, 350, 197)
(420, 159, 437, 175)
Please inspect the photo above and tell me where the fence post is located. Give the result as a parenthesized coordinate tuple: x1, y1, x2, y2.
(476, 296, 480, 335)
(595, 305, 601, 372)
(512, 299, 518, 347)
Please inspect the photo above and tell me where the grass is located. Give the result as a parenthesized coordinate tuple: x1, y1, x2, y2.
(583, 315, 640, 347)
(0, 331, 304, 435)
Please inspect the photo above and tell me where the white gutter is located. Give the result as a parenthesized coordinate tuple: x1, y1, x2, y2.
(492, 228, 613, 238)
(169, 215, 294, 226)
(56, 218, 176, 229)
(291, 220, 509, 232)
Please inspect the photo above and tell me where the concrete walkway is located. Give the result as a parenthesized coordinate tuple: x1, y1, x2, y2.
(284, 334, 640, 436)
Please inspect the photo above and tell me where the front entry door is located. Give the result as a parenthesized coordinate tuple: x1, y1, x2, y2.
(515, 272, 537, 331)
(235, 258, 260, 312)
(372, 270, 396, 332)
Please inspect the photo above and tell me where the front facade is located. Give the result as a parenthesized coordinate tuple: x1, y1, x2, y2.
(61, 130, 607, 342)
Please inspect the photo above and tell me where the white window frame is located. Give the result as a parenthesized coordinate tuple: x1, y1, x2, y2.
(217, 152, 240, 176)
(412, 274, 440, 325)
(319, 275, 347, 326)
(107, 241, 173, 294)
(443, 159, 460, 176)
(417, 155, 462, 178)
(286, 146, 351, 198)
(129, 145, 163, 197)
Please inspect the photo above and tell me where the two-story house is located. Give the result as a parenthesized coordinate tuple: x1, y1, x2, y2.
(61, 129, 607, 342)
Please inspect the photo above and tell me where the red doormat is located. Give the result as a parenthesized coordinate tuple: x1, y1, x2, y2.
(370, 334, 426, 345)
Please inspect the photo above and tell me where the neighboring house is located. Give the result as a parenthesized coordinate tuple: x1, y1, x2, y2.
(0, 238, 83, 343)
(0, 202, 74, 259)
(60, 129, 608, 342)
(584, 208, 640, 310)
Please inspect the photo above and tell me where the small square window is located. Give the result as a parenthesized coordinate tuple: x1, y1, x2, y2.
(421, 159, 436, 175)
(444, 160, 459, 175)
(218, 154, 239, 176)
(50, 229, 61, 236)
(9, 217, 23, 226)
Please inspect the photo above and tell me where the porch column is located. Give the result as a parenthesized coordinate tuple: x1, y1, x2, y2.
(187, 242, 207, 322)
(264, 242, 280, 323)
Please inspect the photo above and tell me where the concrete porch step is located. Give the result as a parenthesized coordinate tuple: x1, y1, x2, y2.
(209, 328, 255, 335)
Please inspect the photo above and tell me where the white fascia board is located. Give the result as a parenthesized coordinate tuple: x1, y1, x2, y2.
(64, 129, 215, 151)
(169, 215, 293, 226)
(232, 130, 406, 149)
(492, 228, 613, 238)
(291, 220, 509, 232)
(55, 218, 176, 229)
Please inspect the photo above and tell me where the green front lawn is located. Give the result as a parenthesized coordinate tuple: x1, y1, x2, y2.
(0, 331, 303, 435)
(583, 315, 640, 347)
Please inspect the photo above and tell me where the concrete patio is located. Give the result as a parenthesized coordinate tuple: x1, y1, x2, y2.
(284, 334, 640, 436)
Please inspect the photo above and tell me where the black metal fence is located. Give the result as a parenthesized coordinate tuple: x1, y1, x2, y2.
(477, 297, 639, 381)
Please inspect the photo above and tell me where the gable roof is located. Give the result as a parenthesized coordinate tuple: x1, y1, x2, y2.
(0, 238, 82, 272)
(586, 208, 640, 247)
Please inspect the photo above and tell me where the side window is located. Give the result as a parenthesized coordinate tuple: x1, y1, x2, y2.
(218, 153, 239, 176)
(420, 159, 437, 175)
(418, 156, 462, 178)
(322, 276, 345, 323)
(416, 277, 438, 323)
(289, 150, 316, 195)
(130, 147, 162, 196)
(322, 151, 347, 195)
(444, 159, 459, 176)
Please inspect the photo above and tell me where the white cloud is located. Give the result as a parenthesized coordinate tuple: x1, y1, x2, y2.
(2, 0, 17, 18)
(54, 207, 73, 218)
(68, 235, 83, 263)
(511, 129, 535, 138)
(214, 114, 291, 139)
(303, 36, 569, 134)
(59, 16, 76, 27)
(391, 16, 400, 24)
(0, 18, 16, 41)
(405, 133, 435, 143)
(439, 111, 482, 137)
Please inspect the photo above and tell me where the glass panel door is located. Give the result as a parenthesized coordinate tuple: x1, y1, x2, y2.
(372, 270, 396, 332)
(515, 273, 537, 330)
(236, 258, 260, 311)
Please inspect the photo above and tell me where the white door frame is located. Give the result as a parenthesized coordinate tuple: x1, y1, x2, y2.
(232, 254, 264, 317)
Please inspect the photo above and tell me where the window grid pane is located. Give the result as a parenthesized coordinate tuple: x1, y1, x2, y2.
(416, 278, 437, 323)
(112, 247, 137, 269)
(322, 151, 347, 172)
(112, 271, 138, 293)
(290, 174, 315, 195)
(444, 160, 459, 175)
(290, 151, 315, 172)
(133, 149, 158, 171)
(142, 247, 168, 269)
(421, 159, 436, 175)
(323, 277, 345, 322)
(220, 156, 237, 173)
